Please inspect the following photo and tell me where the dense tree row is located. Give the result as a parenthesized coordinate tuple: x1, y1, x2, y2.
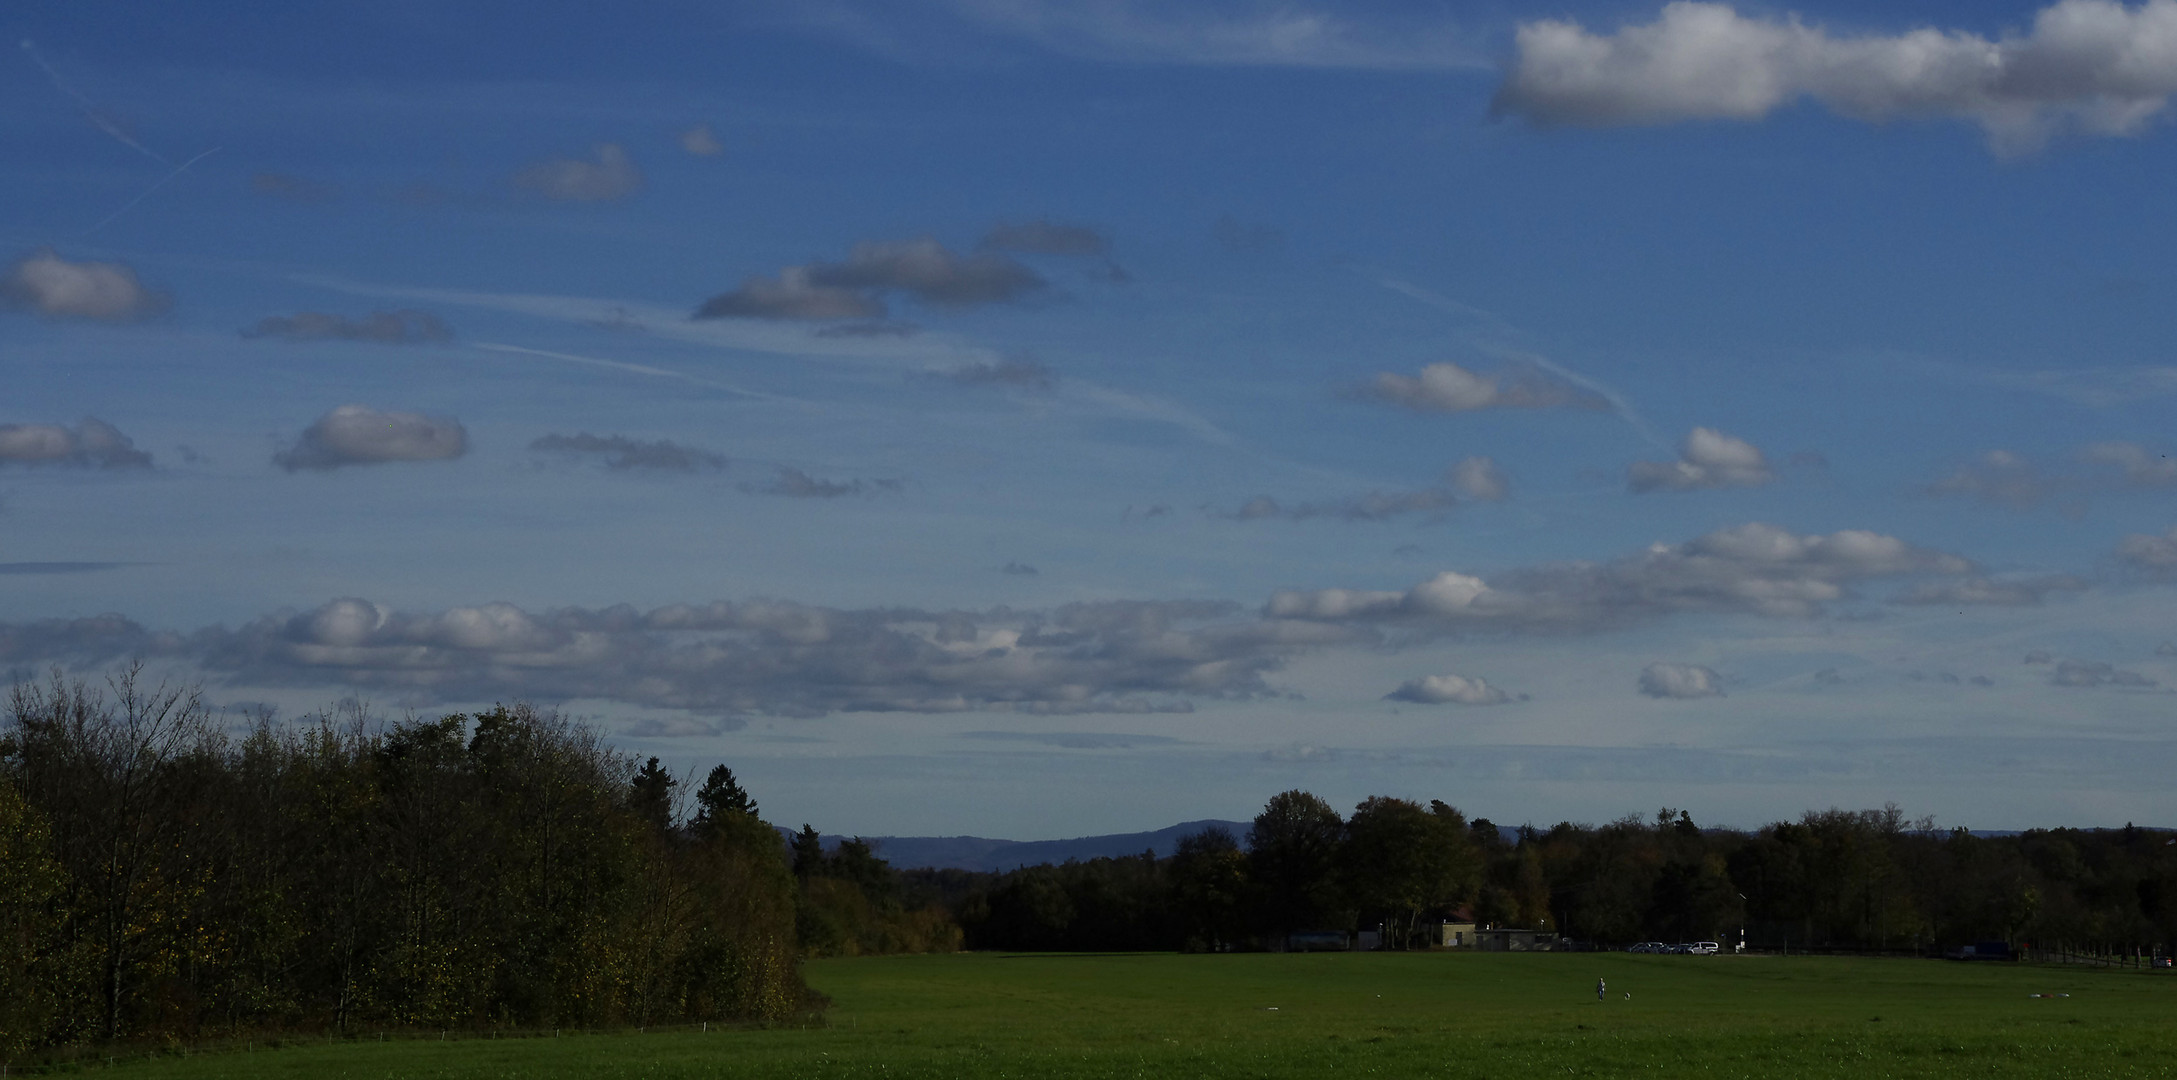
(933, 793, 2177, 957)
(8, 669, 2174, 1060)
(0, 671, 820, 1061)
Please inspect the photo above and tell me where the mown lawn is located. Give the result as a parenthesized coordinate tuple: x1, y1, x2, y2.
(84, 952, 2177, 1078)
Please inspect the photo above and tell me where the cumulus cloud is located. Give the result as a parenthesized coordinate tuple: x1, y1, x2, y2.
(2, 249, 168, 321)
(979, 220, 1110, 256)
(1891, 574, 2087, 606)
(1493, 0, 2177, 155)
(2115, 525, 2177, 578)
(1449, 456, 1510, 502)
(924, 357, 1058, 390)
(243, 310, 453, 344)
(512, 143, 643, 201)
(0, 417, 153, 469)
(1640, 662, 1724, 699)
(680, 124, 723, 157)
(174, 595, 1359, 718)
(1385, 673, 1512, 705)
(695, 238, 1045, 321)
(2051, 658, 2159, 688)
(1628, 427, 1774, 493)
(1360, 361, 1610, 414)
(274, 405, 468, 472)
(1267, 521, 1972, 631)
(530, 433, 726, 472)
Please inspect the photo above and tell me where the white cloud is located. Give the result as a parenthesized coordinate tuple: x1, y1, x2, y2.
(0, 417, 152, 469)
(512, 143, 643, 201)
(1267, 521, 1971, 630)
(181, 595, 1362, 718)
(1494, 0, 2177, 154)
(1640, 662, 1724, 699)
(2, 249, 168, 321)
(1361, 361, 1610, 413)
(275, 405, 468, 471)
(1628, 427, 1774, 493)
(1385, 673, 1512, 705)
(1449, 456, 1509, 501)
(680, 124, 724, 157)
(2115, 525, 2177, 578)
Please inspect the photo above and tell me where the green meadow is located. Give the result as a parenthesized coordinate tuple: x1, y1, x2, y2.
(87, 953, 2177, 1079)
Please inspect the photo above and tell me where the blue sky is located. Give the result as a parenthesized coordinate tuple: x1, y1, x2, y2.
(5, 0, 2176, 837)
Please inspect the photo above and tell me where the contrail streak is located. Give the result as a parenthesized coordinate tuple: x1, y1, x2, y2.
(1375, 273, 1669, 451)
(20, 39, 170, 165)
(469, 342, 787, 401)
(89, 146, 221, 234)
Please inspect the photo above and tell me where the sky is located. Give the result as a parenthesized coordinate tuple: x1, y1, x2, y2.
(4, 0, 2176, 839)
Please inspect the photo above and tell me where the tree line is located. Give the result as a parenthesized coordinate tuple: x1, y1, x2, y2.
(923, 793, 2177, 958)
(7, 671, 2175, 1061)
(0, 672, 937, 1063)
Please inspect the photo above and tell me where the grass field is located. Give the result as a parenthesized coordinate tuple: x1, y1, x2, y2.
(84, 952, 2177, 1078)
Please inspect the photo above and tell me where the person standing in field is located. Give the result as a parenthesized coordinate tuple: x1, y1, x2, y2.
(1596, 978, 1606, 1002)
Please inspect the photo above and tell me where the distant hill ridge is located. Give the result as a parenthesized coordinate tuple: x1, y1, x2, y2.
(778, 823, 2158, 872)
(783, 819, 1251, 872)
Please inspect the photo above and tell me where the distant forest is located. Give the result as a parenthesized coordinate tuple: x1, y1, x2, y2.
(3, 670, 2174, 1061)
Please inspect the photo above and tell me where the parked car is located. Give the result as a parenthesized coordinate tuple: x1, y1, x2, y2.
(1626, 941, 1666, 953)
(1688, 942, 1720, 955)
(2153, 956, 2173, 970)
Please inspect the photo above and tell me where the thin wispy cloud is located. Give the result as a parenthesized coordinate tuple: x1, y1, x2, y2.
(696, 238, 1045, 320)
(978, 220, 1109, 256)
(802, 0, 1486, 70)
(1494, 0, 2177, 155)
(680, 124, 724, 157)
(530, 433, 726, 472)
(513, 143, 643, 201)
(745, 466, 900, 498)
(1891, 574, 2088, 607)
(244, 310, 453, 344)
(1358, 361, 1611, 414)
